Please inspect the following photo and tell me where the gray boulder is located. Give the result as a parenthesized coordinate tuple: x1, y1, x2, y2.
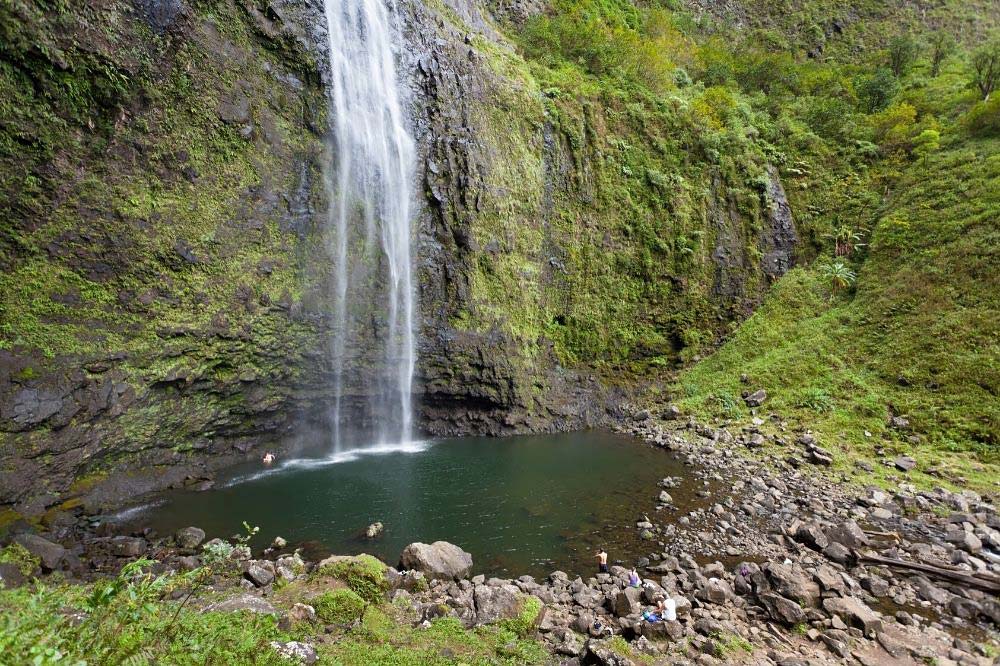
(473, 584, 529, 625)
(825, 520, 868, 549)
(175, 526, 206, 549)
(13, 534, 66, 571)
(0, 562, 28, 588)
(759, 593, 806, 625)
(822, 597, 882, 637)
(612, 586, 643, 617)
(794, 523, 829, 551)
(244, 561, 276, 588)
(399, 541, 473, 580)
(744, 389, 767, 407)
(205, 593, 278, 615)
(269, 641, 318, 664)
(765, 562, 820, 606)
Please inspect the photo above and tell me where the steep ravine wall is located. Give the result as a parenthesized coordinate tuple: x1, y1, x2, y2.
(0, 0, 797, 520)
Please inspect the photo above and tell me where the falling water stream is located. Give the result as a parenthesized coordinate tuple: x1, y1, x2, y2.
(323, 0, 416, 451)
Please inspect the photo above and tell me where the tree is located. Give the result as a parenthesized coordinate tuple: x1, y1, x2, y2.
(857, 68, 900, 113)
(928, 32, 956, 77)
(887, 34, 918, 77)
(971, 37, 1000, 100)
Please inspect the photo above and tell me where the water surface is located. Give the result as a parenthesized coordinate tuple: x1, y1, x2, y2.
(129, 431, 690, 577)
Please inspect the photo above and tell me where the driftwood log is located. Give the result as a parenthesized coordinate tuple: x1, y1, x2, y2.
(856, 551, 1000, 594)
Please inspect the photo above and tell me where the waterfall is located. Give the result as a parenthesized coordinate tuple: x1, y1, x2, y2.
(323, 0, 416, 451)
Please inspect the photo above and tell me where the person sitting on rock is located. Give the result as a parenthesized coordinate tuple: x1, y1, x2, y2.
(596, 548, 608, 573)
(628, 567, 641, 588)
(262, 451, 276, 465)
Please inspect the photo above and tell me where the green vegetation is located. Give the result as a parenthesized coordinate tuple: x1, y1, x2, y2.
(712, 631, 754, 657)
(0, 557, 548, 665)
(465, 0, 1000, 491)
(313, 588, 367, 624)
(317, 554, 389, 604)
(0, 560, 288, 665)
(0, 542, 40, 576)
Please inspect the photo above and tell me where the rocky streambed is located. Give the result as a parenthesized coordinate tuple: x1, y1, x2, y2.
(1, 414, 998, 665)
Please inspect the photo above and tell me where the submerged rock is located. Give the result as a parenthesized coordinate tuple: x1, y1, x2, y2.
(399, 541, 473, 581)
(365, 522, 384, 539)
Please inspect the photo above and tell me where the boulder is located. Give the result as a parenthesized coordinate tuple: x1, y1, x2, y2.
(585, 638, 637, 665)
(695, 578, 733, 605)
(822, 542, 852, 565)
(205, 593, 278, 615)
(825, 519, 868, 549)
(269, 641, 317, 664)
(473, 584, 529, 625)
(794, 523, 829, 551)
(894, 456, 917, 472)
(365, 522, 384, 539)
(398, 541, 473, 581)
(765, 563, 820, 606)
(612, 586, 643, 617)
(287, 603, 316, 624)
(13, 534, 66, 571)
(244, 561, 276, 588)
(759, 593, 806, 625)
(175, 527, 206, 550)
(639, 620, 683, 640)
(822, 597, 882, 637)
(744, 389, 767, 407)
(0, 562, 28, 588)
(812, 565, 844, 595)
(110, 536, 146, 558)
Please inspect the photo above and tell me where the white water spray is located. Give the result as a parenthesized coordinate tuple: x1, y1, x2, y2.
(323, 0, 416, 450)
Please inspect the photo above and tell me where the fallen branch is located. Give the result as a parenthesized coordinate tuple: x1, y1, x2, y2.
(856, 552, 1000, 594)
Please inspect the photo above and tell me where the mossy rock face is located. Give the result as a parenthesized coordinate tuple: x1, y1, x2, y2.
(0, 0, 333, 511)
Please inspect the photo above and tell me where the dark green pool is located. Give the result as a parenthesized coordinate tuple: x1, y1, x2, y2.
(125, 431, 690, 577)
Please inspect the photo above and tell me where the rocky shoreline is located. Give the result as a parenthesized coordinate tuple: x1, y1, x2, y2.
(1, 413, 998, 664)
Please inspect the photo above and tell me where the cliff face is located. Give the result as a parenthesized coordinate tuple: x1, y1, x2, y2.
(0, 0, 797, 517)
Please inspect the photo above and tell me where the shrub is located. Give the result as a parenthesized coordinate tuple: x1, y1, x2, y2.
(0, 542, 40, 576)
(795, 388, 835, 413)
(312, 589, 366, 624)
(856, 68, 900, 113)
(498, 596, 543, 637)
(961, 96, 1000, 136)
(819, 261, 856, 295)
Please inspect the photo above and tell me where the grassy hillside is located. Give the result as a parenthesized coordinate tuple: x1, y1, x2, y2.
(638, 2, 1000, 489)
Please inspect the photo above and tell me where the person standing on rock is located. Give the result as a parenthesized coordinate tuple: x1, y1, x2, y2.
(262, 451, 275, 466)
(596, 548, 608, 573)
